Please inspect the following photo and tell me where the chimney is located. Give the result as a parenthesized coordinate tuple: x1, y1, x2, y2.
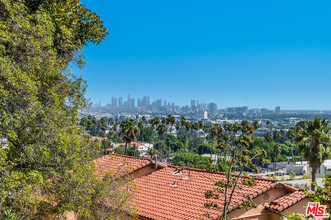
(154, 155, 158, 169)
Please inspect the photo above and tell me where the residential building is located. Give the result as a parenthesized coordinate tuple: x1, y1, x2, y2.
(93, 154, 311, 220)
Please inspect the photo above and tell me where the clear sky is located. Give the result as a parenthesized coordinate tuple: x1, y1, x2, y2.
(75, 0, 331, 110)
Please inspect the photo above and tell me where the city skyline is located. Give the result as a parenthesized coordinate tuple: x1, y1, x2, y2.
(75, 0, 331, 110)
(92, 93, 285, 113)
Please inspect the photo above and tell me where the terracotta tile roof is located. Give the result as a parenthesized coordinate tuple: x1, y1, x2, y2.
(93, 154, 152, 176)
(132, 167, 277, 220)
(269, 189, 309, 212)
(120, 141, 146, 147)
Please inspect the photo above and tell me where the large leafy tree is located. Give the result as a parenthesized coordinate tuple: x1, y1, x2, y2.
(204, 122, 265, 219)
(295, 117, 331, 191)
(0, 0, 133, 219)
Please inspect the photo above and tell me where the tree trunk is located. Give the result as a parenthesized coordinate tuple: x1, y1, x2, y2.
(311, 167, 317, 191)
(124, 142, 128, 155)
(291, 144, 295, 164)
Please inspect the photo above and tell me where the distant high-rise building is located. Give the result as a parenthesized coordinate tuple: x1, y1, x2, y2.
(275, 106, 281, 114)
(119, 97, 122, 107)
(111, 97, 117, 109)
(127, 94, 131, 109)
(261, 108, 268, 114)
(208, 102, 217, 114)
(191, 100, 196, 108)
(164, 100, 167, 106)
(142, 96, 148, 107)
(131, 98, 135, 108)
(137, 98, 141, 108)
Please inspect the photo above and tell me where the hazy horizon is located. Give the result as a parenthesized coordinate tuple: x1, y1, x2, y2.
(74, 0, 331, 110)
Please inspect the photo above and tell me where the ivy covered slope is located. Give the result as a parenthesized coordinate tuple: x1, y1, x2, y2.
(0, 1, 133, 219)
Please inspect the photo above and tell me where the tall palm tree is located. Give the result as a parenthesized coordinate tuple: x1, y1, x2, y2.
(120, 118, 140, 155)
(138, 120, 144, 141)
(253, 121, 259, 130)
(273, 144, 281, 171)
(287, 127, 296, 164)
(180, 116, 187, 128)
(175, 123, 180, 133)
(210, 125, 219, 158)
(296, 117, 331, 191)
(273, 130, 281, 142)
(167, 114, 176, 133)
(156, 123, 166, 160)
(265, 131, 273, 143)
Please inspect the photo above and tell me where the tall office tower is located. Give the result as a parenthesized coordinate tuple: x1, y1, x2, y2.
(208, 102, 217, 114)
(142, 96, 147, 107)
(111, 97, 117, 109)
(147, 96, 150, 106)
(153, 99, 162, 107)
(190, 100, 196, 108)
(168, 102, 170, 107)
(131, 98, 135, 109)
(197, 100, 199, 106)
(275, 106, 281, 114)
(127, 94, 131, 109)
(164, 100, 167, 106)
(119, 97, 123, 107)
(137, 98, 141, 108)
(171, 102, 175, 108)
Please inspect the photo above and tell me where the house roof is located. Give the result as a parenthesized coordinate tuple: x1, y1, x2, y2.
(132, 167, 277, 220)
(120, 141, 147, 147)
(268, 189, 309, 213)
(93, 154, 152, 176)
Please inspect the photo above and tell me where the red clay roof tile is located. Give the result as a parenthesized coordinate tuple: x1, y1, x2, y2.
(269, 189, 309, 212)
(93, 153, 152, 176)
(131, 167, 277, 220)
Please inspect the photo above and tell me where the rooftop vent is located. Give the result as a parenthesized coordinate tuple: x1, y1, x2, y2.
(170, 181, 178, 187)
(172, 168, 183, 175)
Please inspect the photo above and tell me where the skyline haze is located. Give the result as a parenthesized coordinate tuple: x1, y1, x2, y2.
(75, 0, 331, 110)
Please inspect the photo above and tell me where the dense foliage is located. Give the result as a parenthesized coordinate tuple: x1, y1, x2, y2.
(0, 0, 134, 219)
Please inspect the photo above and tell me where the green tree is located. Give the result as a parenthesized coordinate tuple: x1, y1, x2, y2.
(204, 122, 263, 219)
(287, 127, 296, 164)
(0, 0, 134, 218)
(156, 123, 166, 159)
(120, 118, 140, 155)
(265, 131, 274, 143)
(295, 117, 331, 191)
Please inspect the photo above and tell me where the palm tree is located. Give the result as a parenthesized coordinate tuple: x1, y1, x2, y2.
(138, 120, 144, 141)
(120, 118, 140, 155)
(265, 131, 273, 143)
(180, 116, 187, 128)
(156, 124, 166, 160)
(253, 121, 259, 130)
(210, 125, 219, 158)
(296, 117, 331, 191)
(287, 127, 296, 164)
(175, 123, 180, 134)
(273, 144, 281, 171)
(273, 130, 281, 142)
(167, 114, 176, 133)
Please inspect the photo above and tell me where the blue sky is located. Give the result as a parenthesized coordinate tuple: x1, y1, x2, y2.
(75, 0, 331, 110)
